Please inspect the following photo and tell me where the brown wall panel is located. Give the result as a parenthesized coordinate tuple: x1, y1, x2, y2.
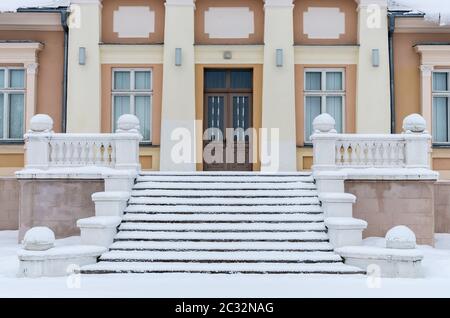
(293, 0, 358, 45)
(102, 0, 165, 44)
(195, 0, 264, 45)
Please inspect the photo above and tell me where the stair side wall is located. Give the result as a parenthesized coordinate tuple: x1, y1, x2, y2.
(0, 178, 20, 231)
(17, 179, 104, 241)
(345, 180, 435, 245)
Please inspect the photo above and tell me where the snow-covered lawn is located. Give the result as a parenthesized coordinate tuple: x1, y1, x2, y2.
(1, 230, 450, 298)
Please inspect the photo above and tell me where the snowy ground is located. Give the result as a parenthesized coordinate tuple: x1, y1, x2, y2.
(1, 231, 450, 298)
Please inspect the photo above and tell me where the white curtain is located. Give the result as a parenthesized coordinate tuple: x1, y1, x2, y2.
(326, 96, 343, 133)
(114, 71, 130, 90)
(0, 70, 4, 89)
(433, 97, 448, 142)
(135, 71, 151, 90)
(326, 72, 343, 91)
(433, 73, 448, 91)
(305, 96, 321, 142)
(0, 93, 3, 139)
(8, 94, 24, 139)
(135, 96, 151, 141)
(305, 72, 321, 91)
(9, 70, 25, 88)
(113, 96, 130, 130)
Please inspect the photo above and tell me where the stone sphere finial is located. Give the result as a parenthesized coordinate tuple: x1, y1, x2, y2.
(312, 113, 336, 133)
(386, 225, 417, 249)
(116, 114, 140, 132)
(30, 114, 53, 133)
(23, 226, 55, 251)
(403, 114, 426, 133)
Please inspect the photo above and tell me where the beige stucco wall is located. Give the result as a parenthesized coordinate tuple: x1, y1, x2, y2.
(18, 179, 104, 240)
(345, 180, 435, 245)
(0, 178, 20, 230)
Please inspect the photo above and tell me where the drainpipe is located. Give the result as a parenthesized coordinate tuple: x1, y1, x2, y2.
(388, 11, 427, 134)
(388, 12, 396, 134)
(60, 9, 70, 133)
(17, 7, 70, 133)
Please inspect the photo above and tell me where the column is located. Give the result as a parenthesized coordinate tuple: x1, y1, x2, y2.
(420, 65, 433, 133)
(261, 0, 297, 171)
(66, 0, 102, 133)
(159, 0, 197, 171)
(24, 62, 39, 132)
(355, 0, 391, 133)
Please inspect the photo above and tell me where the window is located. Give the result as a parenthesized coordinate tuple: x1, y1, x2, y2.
(304, 69, 345, 142)
(432, 71, 450, 143)
(0, 68, 25, 141)
(112, 69, 152, 142)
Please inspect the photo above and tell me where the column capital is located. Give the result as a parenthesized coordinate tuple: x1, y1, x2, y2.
(25, 62, 39, 75)
(70, 0, 102, 5)
(420, 65, 434, 76)
(264, 0, 294, 9)
(165, 0, 195, 7)
(355, 0, 388, 8)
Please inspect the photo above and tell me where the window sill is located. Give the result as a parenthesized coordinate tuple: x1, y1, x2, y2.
(139, 142, 158, 148)
(433, 143, 450, 149)
(0, 140, 24, 145)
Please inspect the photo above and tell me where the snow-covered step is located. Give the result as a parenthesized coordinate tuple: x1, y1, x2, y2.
(136, 175, 315, 183)
(134, 181, 317, 190)
(128, 197, 320, 206)
(115, 230, 329, 242)
(118, 222, 326, 232)
(81, 261, 365, 274)
(99, 251, 342, 263)
(108, 241, 335, 252)
(83, 171, 365, 275)
(131, 189, 318, 198)
(139, 172, 312, 176)
(125, 204, 323, 214)
(121, 213, 324, 223)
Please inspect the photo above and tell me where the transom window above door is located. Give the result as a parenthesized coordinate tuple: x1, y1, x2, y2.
(304, 69, 345, 143)
(112, 68, 152, 142)
(0, 67, 26, 141)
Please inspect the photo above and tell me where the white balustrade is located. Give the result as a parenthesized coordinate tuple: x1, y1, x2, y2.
(311, 113, 432, 171)
(24, 114, 142, 172)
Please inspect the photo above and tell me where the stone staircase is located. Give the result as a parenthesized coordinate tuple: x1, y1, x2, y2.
(81, 172, 364, 274)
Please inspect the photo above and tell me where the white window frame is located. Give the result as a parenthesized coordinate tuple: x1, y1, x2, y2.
(432, 70, 450, 145)
(0, 67, 26, 141)
(112, 68, 153, 143)
(304, 68, 346, 143)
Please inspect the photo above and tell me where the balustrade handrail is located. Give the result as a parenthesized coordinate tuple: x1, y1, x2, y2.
(23, 114, 142, 172)
(311, 113, 432, 171)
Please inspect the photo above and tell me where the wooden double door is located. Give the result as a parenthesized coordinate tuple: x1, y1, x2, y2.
(203, 69, 253, 171)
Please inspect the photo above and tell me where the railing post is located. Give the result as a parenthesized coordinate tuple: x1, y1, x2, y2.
(114, 114, 143, 171)
(402, 114, 432, 169)
(24, 114, 53, 169)
(311, 114, 338, 171)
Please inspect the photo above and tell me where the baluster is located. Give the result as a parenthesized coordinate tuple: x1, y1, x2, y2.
(367, 142, 374, 166)
(342, 142, 350, 165)
(65, 141, 73, 165)
(49, 141, 56, 165)
(335, 142, 342, 166)
(87, 141, 95, 165)
(349, 142, 358, 166)
(110, 141, 116, 166)
(57, 141, 64, 165)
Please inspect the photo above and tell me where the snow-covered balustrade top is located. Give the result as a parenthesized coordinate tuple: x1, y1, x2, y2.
(24, 114, 142, 171)
(311, 114, 431, 171)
